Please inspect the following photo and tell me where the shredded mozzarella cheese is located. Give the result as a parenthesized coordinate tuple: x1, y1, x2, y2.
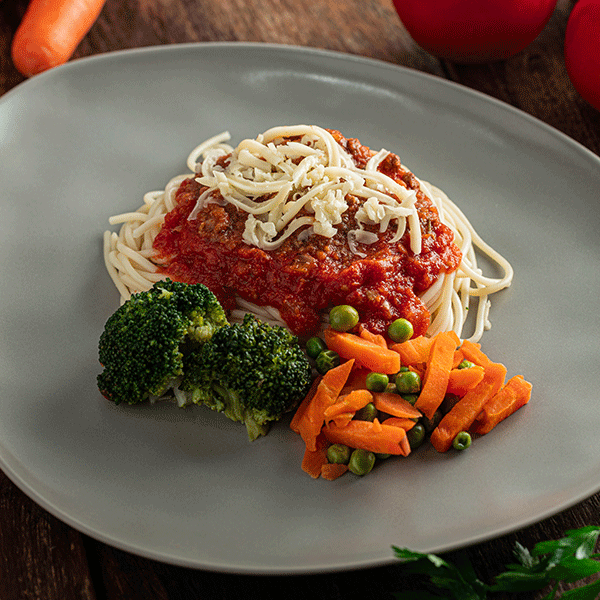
(188, 125, 422, 254)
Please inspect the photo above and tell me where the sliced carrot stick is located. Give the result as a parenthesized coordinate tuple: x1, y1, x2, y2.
(341, 368, 369, 395)
(330, 412, 354, 428)
(382, 416, 417, 431)
(11, 0, 107, 77)
(472, 375, 532, 435)
(383, 418, 414, 455)
(430, 361, 507, 452)
(372, 417, 383, 433)
(415, 330, 460, 419)
(389, 335, 434, 366)
(295, 359, 355, 451)
(400, 434, 411, 456)
(323, 389, 373, 422)
(452, 348, 466, 369)
(323, 419, 410, 456)
(484, 361, 508, 398)
(430, 380, 495, 453)
(301, 432, 329, 479)
(290, 376, 321, 434)
(321, 463, 349, 480)
(460, 340, 507, 399)
(358, 326, 387, 348)
(372, 392, 422, 419)
(446, 365, 485, 396)
(323, 328, 401, 374)
(459, 340, 490, 367)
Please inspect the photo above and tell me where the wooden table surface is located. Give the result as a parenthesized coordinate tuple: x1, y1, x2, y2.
(1, 0, 599, 598)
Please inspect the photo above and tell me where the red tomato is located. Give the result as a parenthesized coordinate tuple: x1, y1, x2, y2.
(391, 0, 558, 63)
(565, 0, 600, 111)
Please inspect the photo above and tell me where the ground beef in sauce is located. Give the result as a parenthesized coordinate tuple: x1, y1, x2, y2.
(152, 130, 462, 338)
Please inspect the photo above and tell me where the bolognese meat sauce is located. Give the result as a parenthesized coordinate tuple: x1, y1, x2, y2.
(152, 130, 462, 338)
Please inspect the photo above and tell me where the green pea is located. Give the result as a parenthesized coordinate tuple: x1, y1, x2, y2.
(315, 350, 340, 375)
(329, 305, 360, 332)
(327, 443, 351, 465)
(354, 402, 378, 422)
(402, 393, 419, 406)
(452, 431, 472, 451)
(348, 449, 376, 476)
(406, 423, 426, 450)
(395, 370, 421, 395)
(365, 372, 389, 392)
(387, 318, 414, 343)
(306, 336, 327, 359)
(458, 359, 475, 370)
(385, 382, 399, 394)
(375, 453, 391, 460)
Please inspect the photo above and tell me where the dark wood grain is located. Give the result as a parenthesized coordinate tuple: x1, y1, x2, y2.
(444, 0, 600, 155)
(0, 472, 96, 600)
(1, 0, 599, 598)
(75, 0, 443, 72)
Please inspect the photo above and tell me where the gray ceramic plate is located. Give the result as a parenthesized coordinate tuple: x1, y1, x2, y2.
(1, 43, 599, 574)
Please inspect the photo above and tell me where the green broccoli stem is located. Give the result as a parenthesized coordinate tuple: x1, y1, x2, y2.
(212, 383, 245, 422)
(243, 418, 271, 442)
(211, 383, 271, 441)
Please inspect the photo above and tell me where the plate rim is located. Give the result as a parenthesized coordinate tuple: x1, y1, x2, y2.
(1, 41, 600, 574)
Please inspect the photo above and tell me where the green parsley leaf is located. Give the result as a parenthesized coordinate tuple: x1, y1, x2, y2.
(392, 548, 487, 600)
(392, 526, 600, 600)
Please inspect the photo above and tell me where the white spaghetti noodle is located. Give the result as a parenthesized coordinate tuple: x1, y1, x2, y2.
(103, 126, 513, 342)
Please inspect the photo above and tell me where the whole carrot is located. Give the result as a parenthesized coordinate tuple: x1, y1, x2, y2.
(11, 0, 107, 76)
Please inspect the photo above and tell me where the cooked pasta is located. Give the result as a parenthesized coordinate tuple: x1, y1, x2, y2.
(103, 126, 512, 342)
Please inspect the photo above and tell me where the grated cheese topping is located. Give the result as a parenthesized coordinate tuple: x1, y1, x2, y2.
(186, 125, 422, 254)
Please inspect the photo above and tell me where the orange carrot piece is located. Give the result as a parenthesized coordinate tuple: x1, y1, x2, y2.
(459, 340, 490, 367)
(401, 434, 411, 456)
(11, 0, 107, 77)
(323, 389, 373, 421)
(341, 368, 369, 395)
(390, 335, 434, 366)
(295, 359, 355, 451)
(372, 417, 383, 433)
(452, 348, 466, 369)
(323, 328, 401, 374)
(402, 435, 411, 455)
(446, 365, 485, 396)
(484, 361, 508, 398)
(415, 331, 460, 419)
(290, 376, 320, 434)
(460, 341, 507, 398)
(382, 416, 417, 431)
(383, 418, 415, 454)
(430, 361, 507, 452)
(321, 463, 349, 480)
(372, 392, 422, 419)
(430, 380, 494, 453)
(472, 375, 532, 435)
(359, 326, 387, 348)
(323, 420, 410, 456)
(301, 433, 329, 479)
(330, 412, 354, 428)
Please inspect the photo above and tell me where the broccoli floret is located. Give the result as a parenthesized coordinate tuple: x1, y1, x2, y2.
(97, 279, 228, 405)
(180, 314, 313, 440)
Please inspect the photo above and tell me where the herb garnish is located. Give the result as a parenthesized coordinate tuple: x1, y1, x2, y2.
(392, 526, 600, 599)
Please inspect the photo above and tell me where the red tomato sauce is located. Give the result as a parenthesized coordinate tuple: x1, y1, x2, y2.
(152, 131, 462, 338)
